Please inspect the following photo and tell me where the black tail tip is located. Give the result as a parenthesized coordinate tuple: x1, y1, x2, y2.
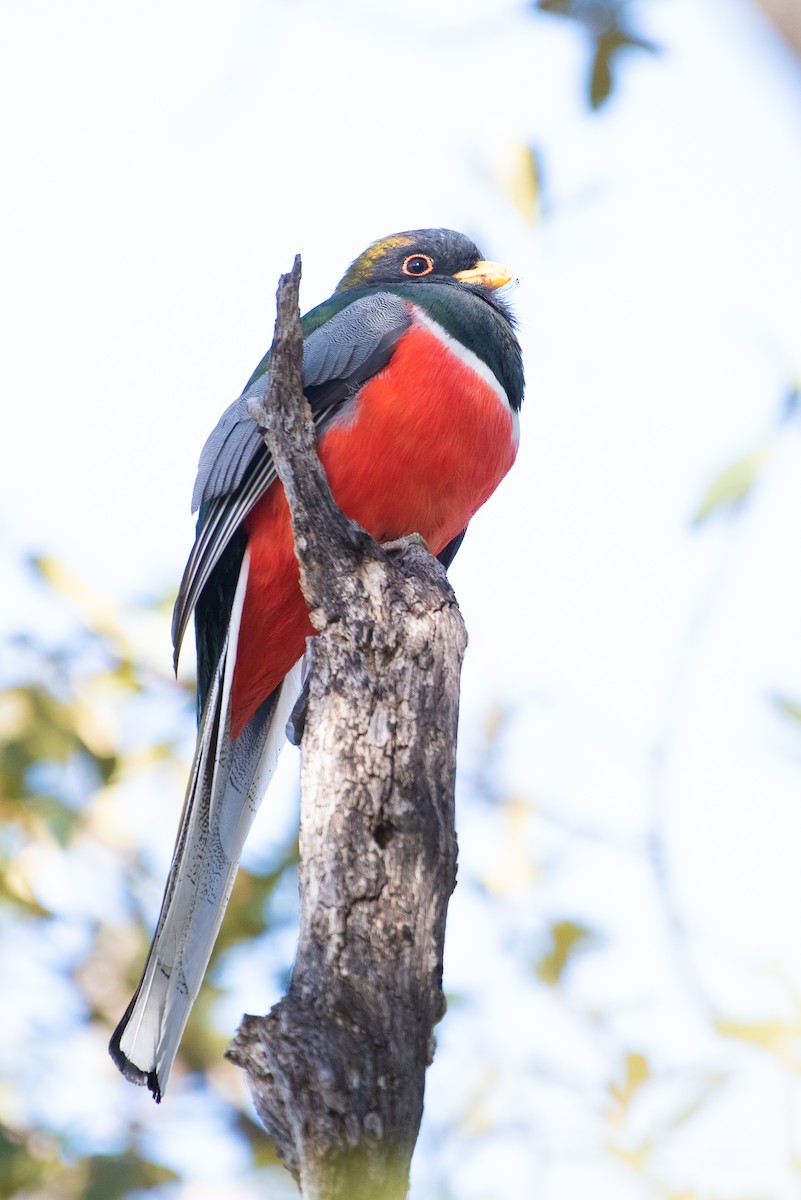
(109, 1028, 163, 1103)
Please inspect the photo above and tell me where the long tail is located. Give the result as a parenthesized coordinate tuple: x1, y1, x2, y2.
(109, 549, 303, 1101)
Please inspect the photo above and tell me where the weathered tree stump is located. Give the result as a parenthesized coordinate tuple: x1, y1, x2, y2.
(226, 258, 466, 1200)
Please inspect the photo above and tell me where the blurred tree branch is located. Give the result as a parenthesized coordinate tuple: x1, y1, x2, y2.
(227, 259, 465, 1199)
(752, 0, 801, 58)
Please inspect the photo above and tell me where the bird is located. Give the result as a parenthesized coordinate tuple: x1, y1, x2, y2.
(109, 227, 524, 1101)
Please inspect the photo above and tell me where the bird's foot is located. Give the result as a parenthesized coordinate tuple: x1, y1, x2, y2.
(381, 532, 429, 555)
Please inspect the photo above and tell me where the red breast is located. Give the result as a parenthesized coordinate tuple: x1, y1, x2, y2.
(230, 316, 518, 737)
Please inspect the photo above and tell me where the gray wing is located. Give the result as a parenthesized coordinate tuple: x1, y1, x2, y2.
(190, 292, 412, 513)
(172, 292, 412, 666)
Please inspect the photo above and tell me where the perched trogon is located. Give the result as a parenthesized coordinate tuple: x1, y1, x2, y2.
(110, 228, 524, 1100)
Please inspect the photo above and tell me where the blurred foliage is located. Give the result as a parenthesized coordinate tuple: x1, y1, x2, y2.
(534, 0, 658, 108)
(535, 918, 594, 985)
(0, 1124, 178, 1200)
(500, 144, 542, 227)
(608, 1050, 650, 1115)
(444, 675, 801, 1200)
(692, 446, 773, 527)
(0, 558, 299, 1198)
(772, 693, 801, 732)
(693, 381, 800, 527)
(2, 416, 801, 1198)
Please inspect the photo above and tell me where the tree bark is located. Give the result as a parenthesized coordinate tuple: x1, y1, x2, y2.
(226, 258, 466, 1199)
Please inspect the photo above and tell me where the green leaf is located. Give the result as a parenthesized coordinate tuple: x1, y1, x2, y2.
(83, 1153, 178, 1200)
(0, 1123, 54, 1198)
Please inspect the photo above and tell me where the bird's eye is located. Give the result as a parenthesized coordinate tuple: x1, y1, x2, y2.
(402, 254, 435, 277)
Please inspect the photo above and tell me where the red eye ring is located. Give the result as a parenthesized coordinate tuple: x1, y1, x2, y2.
(402, 254, 435, 277)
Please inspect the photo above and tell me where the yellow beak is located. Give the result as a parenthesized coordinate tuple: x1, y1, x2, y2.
(453, 260, 514, 289)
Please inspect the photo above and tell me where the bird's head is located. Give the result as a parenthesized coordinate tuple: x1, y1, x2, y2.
(335, 228, 513, 294)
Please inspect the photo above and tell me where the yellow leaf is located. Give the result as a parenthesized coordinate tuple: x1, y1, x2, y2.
(505, 143, 540, 226)
(715, 1015, 801, 1066)
(608, 1051, 650, 1117)
(0, 691, 32, 740)
(693, 446, 772, 526)
(624, 1051, 650, 1092)
(482, 796, 539, 895)
(608, 1139, 652, 1172)
(487, 140, 541, 226)
(536, 919, 593, 985)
